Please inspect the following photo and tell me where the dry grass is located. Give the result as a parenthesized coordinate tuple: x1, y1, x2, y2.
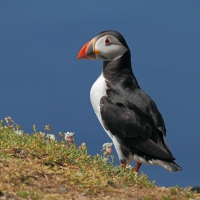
(0, 118, 199, 200)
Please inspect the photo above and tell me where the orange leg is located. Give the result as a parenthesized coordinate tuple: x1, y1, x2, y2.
(134, 161, 142, 172)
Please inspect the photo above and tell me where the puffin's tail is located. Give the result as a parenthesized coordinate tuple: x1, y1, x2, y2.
(154, 160, 182, 172)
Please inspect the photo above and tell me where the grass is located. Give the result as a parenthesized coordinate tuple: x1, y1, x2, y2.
(0, 117, 199, 200)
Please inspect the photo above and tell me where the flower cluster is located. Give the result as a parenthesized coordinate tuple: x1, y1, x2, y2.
(102, 142, 113, 162)
(15, 130, 24, 135)
(46, 134, 55, 143)
(43, 124, 76, 147)
(5, 116, 23, 133)
(64, 132, 75, 144)
(102, 142, 113, 154)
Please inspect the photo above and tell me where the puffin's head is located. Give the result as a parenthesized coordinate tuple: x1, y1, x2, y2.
(77, 30, 129, 61)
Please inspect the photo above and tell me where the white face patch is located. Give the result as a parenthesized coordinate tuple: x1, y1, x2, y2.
(95, 35, 128, 61)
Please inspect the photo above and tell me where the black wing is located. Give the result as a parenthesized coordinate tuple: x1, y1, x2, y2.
(100, 95, 174, 160)
(100, 96, 152, 140)
(106, 87, 166, 135)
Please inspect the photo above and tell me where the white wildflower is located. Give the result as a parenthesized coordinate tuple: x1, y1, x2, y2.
(64, 132, 74, 139)
(102, 142, 112, 149)
(102, 142, 113, 155)
(46, 134, 55, 140)
(126, 164, 133, 170)
(15, 130, 23, 135)
(64, 132, 74, 143)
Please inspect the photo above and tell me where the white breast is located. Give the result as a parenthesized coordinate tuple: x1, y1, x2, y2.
(90, 73, 106, 114)
(90, 72, 114, 141)
(90, 72, 108, 127)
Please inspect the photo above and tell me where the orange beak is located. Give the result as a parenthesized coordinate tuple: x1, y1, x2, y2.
(77, 38, 97, 60)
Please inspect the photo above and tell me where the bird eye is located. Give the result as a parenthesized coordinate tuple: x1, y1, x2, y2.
(105, 38, 111, 45)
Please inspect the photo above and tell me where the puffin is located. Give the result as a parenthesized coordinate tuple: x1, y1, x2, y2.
(77, 30, 182, 173)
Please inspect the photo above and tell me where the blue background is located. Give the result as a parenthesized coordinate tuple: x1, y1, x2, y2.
(0, 1, 200, 187)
